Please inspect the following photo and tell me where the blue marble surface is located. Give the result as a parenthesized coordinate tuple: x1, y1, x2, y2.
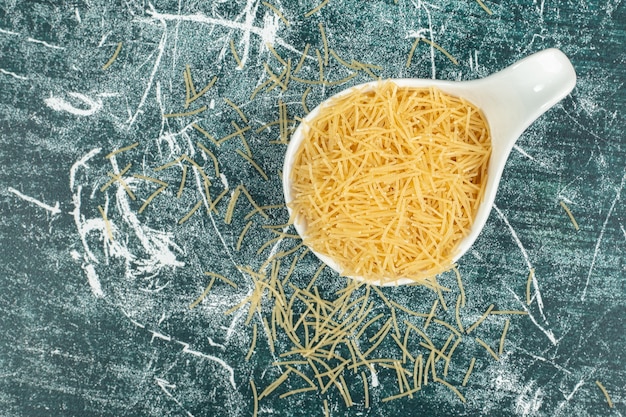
(0, 1, 624, 416)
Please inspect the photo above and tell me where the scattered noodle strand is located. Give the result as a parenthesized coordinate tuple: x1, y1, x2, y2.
(237, 221, 254, 251)
(294, 44, 310, 75)
(230, 39, 243, 69)
(204, 272, 237, 288)
(196, 142, 220, 178)
(498, 319, 510, 355)
(102, 42, 122, 70)
(189, 277, 216, 309)
(560, 201, 580, 230)
(251, 380, 259, 417)
(305, 0, 329, 17)
(526, 268, 535, 305)
(475, 337, 499, 361)
(462, 357, 476, 386)
(164, 105, 207, 118)
(189, 75, 217, 106)
(224, 98, 249, 123)
(138, 186, 167, 213)
(454, 266, 466, 307)
(465, 303, 494, 334)
(436, 378, 466, 403)
(361, 371, 369, 408)
(262, 2, 290, 26)
(406, 38, 420, 68)
(475, 0, 493, 15)
(236, 149, 269, 180)
(267, 43, 288, 67)
(595, 380, 614, 408)
(105, 142, 139, 159)
(318, 23, 329, 66)
(420, 37, 458, 65)
(178, 200, 203, 225)
(192, 123, 219, 146)
(98, 205, 113, 241)
(177, 165, 188, 198)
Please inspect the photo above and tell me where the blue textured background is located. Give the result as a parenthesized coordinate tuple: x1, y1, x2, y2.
(0, 1, 624, 416)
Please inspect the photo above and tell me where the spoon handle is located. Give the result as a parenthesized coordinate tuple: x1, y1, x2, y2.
(467, 48, 576, 146)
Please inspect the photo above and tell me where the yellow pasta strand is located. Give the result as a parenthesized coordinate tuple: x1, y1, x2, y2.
(305, 0, 329, 17)
(230, 39, 243, 69)
(595, 380, 614, 408)
(462, 357, 476, 386)
(475, 337, 499, 361)
(250, 380, 259, 417)
(498, 319, 510, 355)
(475, 0, 493, 15)
(560, 201, 580, 230)
(406, 38, 420, 68)
(189, 277, 216, 309)
(526, 268, 535, 305)
(262, 2, 290, 26)
(105, 142, 138, 159)
(420, 37, 459, 65)
(98, 205, 113, 241)
(163, 105, 207, 118)
(102, 42, 123, 70)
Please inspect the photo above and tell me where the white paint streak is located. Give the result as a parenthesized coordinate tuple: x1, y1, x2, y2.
(515, 384, 544, 417)
(120, 308, 146, 328)
(225, 308, 245, 341)
(122, 311, 236, 390)
(128, 4, 167, 129)
(369, 364, 379, 387)
(176, 341, 236, 389)
(518, 348, 572, 375)
(155, 378, 195, 417)
(82, 263, 104, 298)
(151, 331, 172, 342)
(207, 337, 226, 350)
(110, 155, 184, 275)
(69, 149, 102, 263)
(566, 379, 585, 401)
(219, 173, 229, 190)
(513, 144, 552, 169)
(494, 204, 548, 323)
(70, 149, 183, 286)
(412, 0, 436, 79)
(554, 379, 585, 416)
(45, 92, 103, 117)
(75, 8, 81, 23)
(620, 224, 626, 241)
(69, 148, 100, 189)
(171, 0, 183, 77)
(0, 68, 28, 80)
(7, 187, 61, 215)
(233, 0, 260, 68)
(507, 288, 557, 345)
(98, 32, 111, 47)
(143, 9, 303, 58)
(0, 28, 19, 36)
(581, 171, 625, 300)
(26, 37, 65, 49)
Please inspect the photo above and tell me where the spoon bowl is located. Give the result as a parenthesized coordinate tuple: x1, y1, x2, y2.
(283, 48, 576, 286)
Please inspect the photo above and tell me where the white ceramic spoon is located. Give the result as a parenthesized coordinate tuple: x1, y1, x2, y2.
(283, 48, 576, 286)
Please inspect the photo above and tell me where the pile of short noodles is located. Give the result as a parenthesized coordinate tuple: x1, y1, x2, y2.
(289, 82, 492, 284)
